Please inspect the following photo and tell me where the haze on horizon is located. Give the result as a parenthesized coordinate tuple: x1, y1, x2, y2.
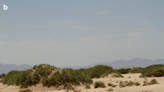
(0, 0, 164, 67)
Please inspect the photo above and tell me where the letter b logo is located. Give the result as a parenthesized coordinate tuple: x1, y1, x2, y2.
(3, 4, 8, 10)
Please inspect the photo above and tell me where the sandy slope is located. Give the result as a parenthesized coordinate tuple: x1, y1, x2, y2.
(0, 73, 164, 92)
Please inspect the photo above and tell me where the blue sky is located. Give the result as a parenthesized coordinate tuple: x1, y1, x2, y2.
(0, 0, 164, 67)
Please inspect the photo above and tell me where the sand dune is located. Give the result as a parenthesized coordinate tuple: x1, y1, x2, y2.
(0, 73, 164, 92)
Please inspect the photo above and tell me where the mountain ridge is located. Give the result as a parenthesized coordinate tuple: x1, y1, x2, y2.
(0, 58, 164, 74)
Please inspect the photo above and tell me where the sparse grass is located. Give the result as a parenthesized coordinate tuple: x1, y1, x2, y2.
(94, 81, 106, 88)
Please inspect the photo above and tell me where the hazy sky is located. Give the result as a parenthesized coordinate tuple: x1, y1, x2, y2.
(0, 0, 164, 67)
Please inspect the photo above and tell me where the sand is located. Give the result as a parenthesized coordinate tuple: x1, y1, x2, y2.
(0, 73, 164, 92)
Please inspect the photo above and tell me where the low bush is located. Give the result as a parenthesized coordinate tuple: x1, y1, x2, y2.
(134, 82, 140, 86)
(116, 68, 131, 74)
(81, 65, 123, 78)
(141, 64, 164, 77)
(126, 81, 134, 86)
(94, 81, 106, 88)
(119, 84, 126, 88)
(19, 89, 32, 92)
(107, 83, 113, 86)
(85, 84, 91, 89)
(148, 79, 158, 85)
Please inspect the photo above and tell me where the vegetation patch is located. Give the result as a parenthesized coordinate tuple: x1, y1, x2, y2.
(76, 65, 123, 78)
(0, 64, 93, 88)
(141, 64, 164, 77)
(115, 68, 131, 74)
(129, 67, 143, 73)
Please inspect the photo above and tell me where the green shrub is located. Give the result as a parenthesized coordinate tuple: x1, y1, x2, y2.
(1, 64, 93, 88)
(116, 68, 131, 74)
(129, 67, 143, 73)
(82, 65, 122, 78)
(141, 64, 164, 77)
(94, 81, 106, 88)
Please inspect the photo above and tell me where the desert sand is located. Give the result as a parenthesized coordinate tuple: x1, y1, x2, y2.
(0, 73, 164, 92)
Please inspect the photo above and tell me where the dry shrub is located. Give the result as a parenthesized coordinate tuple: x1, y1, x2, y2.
(85, 84, 91, 89)
(107, 83, 116, 87)
(108, 83, 113, 86)
(149, 79, 158, 85)
(111, 84, 116, 87)
(126, 81, 134, 86)
(124, 81, 128, 83)
(107, 88, 113, 92)
(135, 82, 140, 86)
(94, 81, 106, 88)
(119, 81, 123, 84)
(143, 81, 148, 86)
(19, 89, 32, 92)
(73, 89, 82, 92)
(119, 84, 126, 88)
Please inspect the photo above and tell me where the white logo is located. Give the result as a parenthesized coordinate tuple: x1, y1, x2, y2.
(3, 4, 8, 10)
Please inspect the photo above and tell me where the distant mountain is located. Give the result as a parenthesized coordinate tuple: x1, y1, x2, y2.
(62, 58, 164, 69)
(0, 58, 164, 74)
(0, 63, 32, 74)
